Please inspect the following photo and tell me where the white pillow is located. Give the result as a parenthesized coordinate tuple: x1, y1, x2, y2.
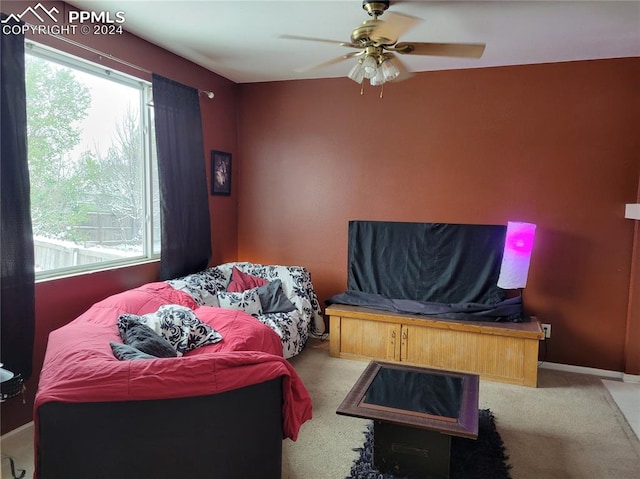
(217, 288, 263, 317)
(117, 305, 222, 356)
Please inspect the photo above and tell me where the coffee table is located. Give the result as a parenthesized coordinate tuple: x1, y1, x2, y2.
(337, 361, 479, 478)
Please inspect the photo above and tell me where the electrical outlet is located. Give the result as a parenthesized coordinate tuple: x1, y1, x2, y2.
(542, 323, 551, 339)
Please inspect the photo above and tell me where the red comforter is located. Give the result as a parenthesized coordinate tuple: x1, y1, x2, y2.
(35, 282, 313, 441)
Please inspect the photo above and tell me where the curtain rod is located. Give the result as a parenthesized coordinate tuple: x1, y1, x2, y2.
(24, 22, 215, 99)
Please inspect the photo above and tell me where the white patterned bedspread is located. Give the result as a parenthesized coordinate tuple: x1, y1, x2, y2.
(166, 262, 324, 358)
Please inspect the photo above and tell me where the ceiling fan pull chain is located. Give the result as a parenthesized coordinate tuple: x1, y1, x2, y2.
(360, 83, 365, 96)
(380, 84, 384, 99)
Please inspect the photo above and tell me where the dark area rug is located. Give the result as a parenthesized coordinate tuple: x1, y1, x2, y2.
(346, 409, 512, 479)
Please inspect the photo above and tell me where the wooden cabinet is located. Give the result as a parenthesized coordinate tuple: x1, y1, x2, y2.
(334, 317, 399, 361)
(327, 305, 544, 387)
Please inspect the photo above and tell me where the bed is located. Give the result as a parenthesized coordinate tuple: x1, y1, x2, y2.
(35, 262, 320, 479)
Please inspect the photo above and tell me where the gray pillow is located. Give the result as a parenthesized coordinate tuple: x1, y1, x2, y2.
(110, 342, 157, 361)
(119, 316, 177, 358)
(256, 279, 296, 314)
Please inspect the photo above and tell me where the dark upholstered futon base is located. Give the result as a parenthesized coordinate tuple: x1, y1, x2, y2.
(36, 377, 283, 479)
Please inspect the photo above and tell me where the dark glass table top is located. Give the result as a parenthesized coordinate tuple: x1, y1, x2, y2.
(361, 367, 464, 420)
(337, 361, 479, 438)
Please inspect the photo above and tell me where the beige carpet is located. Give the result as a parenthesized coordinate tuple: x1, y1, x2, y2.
(283, 338, 640, 479)
(3, 337, 640, 478)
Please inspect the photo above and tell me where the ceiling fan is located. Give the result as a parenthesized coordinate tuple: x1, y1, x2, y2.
(281, 0, 485, 88)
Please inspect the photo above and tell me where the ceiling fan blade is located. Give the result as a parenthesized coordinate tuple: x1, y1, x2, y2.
(395, 42, 486, 58)
(295, 51, 364, 73)
(371, 12, 420, 44)
(279, 34, 359, 49)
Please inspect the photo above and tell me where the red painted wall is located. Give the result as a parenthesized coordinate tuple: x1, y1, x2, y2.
(1, 1, 239, 434)
(237, 59, 640, 374)
(2, 0, 639, 436)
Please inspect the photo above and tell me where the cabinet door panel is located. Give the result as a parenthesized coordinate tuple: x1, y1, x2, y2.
(340, 318, 400, 361)
(402, 325, 526, 380)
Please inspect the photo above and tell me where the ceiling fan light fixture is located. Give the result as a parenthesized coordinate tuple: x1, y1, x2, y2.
(370, 67, 385, 86)
(347, 60, 365, 84)
(361, 54, 378, 79)
(381, 58, 400, 82)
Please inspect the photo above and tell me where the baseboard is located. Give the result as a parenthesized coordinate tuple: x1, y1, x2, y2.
(539, 361, 623, 379)
(0, 420, 33, 441)
(622, 373, 640, 384)
(539, 362, 640, 383)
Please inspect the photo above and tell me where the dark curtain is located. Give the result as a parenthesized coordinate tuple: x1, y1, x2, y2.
(152, 74, 211, 280)
(1, 14, 36, 379)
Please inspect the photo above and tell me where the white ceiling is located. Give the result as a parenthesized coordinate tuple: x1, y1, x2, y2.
(67, 0, 640, 84)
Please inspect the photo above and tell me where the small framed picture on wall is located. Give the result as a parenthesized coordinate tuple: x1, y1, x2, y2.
(211, 150, 231, 196)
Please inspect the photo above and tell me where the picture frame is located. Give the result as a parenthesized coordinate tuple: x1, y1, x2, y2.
(211, 150, 232, 196)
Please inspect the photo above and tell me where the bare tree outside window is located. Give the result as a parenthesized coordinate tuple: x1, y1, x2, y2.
(25, 45, 159, 276)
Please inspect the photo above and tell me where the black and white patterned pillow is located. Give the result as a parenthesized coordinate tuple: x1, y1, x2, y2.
(216, 288, 263, 317)
(166, 268, 228, 306)
(118, 305, 222, 356)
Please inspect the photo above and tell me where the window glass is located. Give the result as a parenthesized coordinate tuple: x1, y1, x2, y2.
(25, 43, 159, 278)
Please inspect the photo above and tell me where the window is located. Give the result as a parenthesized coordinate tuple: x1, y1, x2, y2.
(25, 42, 160, 279)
